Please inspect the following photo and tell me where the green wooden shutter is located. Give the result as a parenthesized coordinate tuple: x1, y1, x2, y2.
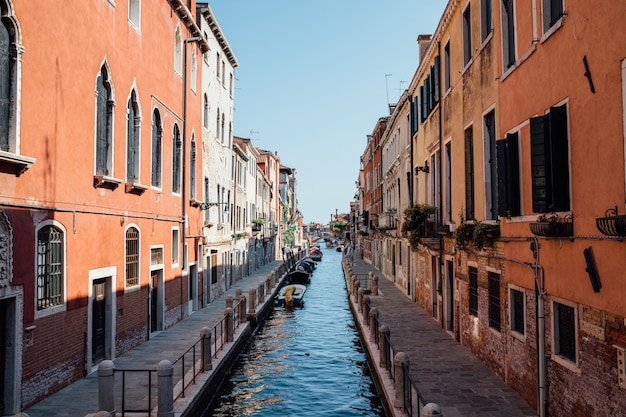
(549, 104, 570, 211)
(496, 133, 520, 217)
(530, 115, 551, 212)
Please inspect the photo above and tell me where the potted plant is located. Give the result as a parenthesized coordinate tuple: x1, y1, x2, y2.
(454, 214, 474, 250)
(401, 204, 438, 250)
(472, 221, 500, 250)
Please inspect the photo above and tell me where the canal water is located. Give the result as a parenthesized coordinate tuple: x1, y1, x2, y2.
(203, 246, 386, 416)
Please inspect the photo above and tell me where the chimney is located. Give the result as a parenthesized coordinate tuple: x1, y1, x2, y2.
(417, 34, 432, 64)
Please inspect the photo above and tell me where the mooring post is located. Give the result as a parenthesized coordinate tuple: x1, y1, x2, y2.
(394, 352, 410, 409)
(200, 326, 212, 371)
(224, 307, 234, 343)
(239, 295, 247, 324)
(357, 288, 364, 307)
(97, 360, 115, 416)
(362, 295, 370, 319)
(379, 325, 390, 369)
(248, 288, 256, 315)
(369, 308, 379, 342)
(422, 403, 443, 416)
(371, 274, 378, 296)
(157, 360, 174, 417)
(225, 294, 233, 309)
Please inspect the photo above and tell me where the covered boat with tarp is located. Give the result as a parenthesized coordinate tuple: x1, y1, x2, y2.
(275, 284, 307, 307)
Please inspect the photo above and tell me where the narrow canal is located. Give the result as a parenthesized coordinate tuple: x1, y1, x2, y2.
(202, 246, 386, 416)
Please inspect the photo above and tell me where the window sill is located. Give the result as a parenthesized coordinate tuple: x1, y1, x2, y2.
(125, 182, 148, 195)
(94, 175, 122, 190)
(0, 151, 36, 176)
(551, 354, 581, 374)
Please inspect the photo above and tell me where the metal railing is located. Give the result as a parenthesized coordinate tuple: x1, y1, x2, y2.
(173, 338, 204, 400)
(118, 368, 157, 416)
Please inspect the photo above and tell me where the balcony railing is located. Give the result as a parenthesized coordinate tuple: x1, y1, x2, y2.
(377, 211, 398, 230)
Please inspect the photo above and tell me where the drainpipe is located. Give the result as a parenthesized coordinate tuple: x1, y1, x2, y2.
(531, 236, 547, 417)
(437, 40, 445, 328)
(182, 36, 200, 319)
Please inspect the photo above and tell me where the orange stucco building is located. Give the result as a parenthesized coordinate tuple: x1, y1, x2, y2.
(0, 0, 209, 412)
(358, 1, 626, 416)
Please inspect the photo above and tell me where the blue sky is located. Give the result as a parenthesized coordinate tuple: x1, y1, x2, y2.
(209, 1, 447, 224)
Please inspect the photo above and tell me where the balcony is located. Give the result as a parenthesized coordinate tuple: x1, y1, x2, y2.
(377, 211, 398, 230)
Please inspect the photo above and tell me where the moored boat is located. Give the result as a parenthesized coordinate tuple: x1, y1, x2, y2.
(285, 269, 311, 284)
(309, 247, 323, 262)
(275, 284, 307, 307)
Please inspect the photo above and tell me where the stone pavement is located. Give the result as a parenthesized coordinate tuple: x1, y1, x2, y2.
(23, 260, 285, 417)
(344, 254, 538, 417)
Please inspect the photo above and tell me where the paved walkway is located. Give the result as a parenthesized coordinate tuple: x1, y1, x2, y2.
(345, 255, 537, 417)
(23, 260, 285, 417)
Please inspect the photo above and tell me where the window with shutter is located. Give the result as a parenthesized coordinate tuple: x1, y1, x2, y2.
(465, 128, 475, 220)
(530, 103, 570, 213)
(151, 109, 162, 187)
(96, 66, 113, 176)
(496, 132, 521, 217)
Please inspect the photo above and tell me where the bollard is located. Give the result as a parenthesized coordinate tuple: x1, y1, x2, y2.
(97, 360, 115, 416)
(225, 294, 233, 309)
(357, 288, 364, 307)
(157, 360, 174, 417)
(200, 326, 212, 371)
(239, 295, 247, 324)
(92, 411, 112, 417)
(362, 295, 370, 321)
(248, 288, 256, 315)
(379, 325, 390, 370)
(394, 352, 410, 409)
(224, 307, 234, 342)
(422, 403, 443, 416)
(354, 279, 360, 299)
(371, 274, 378, 296)
(369, 308, 379, 342)
(235, 288, 242, 301)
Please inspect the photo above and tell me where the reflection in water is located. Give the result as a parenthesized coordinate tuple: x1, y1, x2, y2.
(204, 249, 386, 416)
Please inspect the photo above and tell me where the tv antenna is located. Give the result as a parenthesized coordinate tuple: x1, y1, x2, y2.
(385, 74, 392, 104)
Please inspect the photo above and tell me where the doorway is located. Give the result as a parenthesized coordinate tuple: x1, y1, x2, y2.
(92, 279, 107, 364)
(150, 269, 163, 333)
(445, 259, 455, 332)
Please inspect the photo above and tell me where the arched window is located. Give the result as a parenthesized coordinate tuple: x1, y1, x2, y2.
(0, 17, 11, 152)
(126, 89, 141, 183)
(36, 224, 64, 310)
(96, 64, 114, 176)
(172, 123, 181, 193)
(151, 108, 162, 187)
(125, 226, 139, 288)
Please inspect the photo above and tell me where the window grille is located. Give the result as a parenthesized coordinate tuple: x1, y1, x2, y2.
(37, 226, 64, 310)
(126, 227, 139, 287)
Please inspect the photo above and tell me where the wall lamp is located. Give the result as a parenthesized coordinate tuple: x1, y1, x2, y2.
(415, 161, 429, 174)
(199, 202, 229, 211)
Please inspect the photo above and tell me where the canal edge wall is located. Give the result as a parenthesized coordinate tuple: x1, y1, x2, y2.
(342, 257, 399, 417)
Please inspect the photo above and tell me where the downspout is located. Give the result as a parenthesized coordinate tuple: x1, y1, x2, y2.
(182, 36, 200, 319)
(531, 236, 547, 417)
(438, 40, 445, 328)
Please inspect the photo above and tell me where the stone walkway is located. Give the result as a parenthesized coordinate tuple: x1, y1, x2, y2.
(23, 260, 285, 417)
(344, 254, 538, 417)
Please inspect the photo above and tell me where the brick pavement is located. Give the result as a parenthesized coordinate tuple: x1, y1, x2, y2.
(344, 254, 538, 417)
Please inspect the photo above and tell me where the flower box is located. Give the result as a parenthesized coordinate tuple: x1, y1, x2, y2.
(596, 213, 626, 237)
(529, 221, 573, 238)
